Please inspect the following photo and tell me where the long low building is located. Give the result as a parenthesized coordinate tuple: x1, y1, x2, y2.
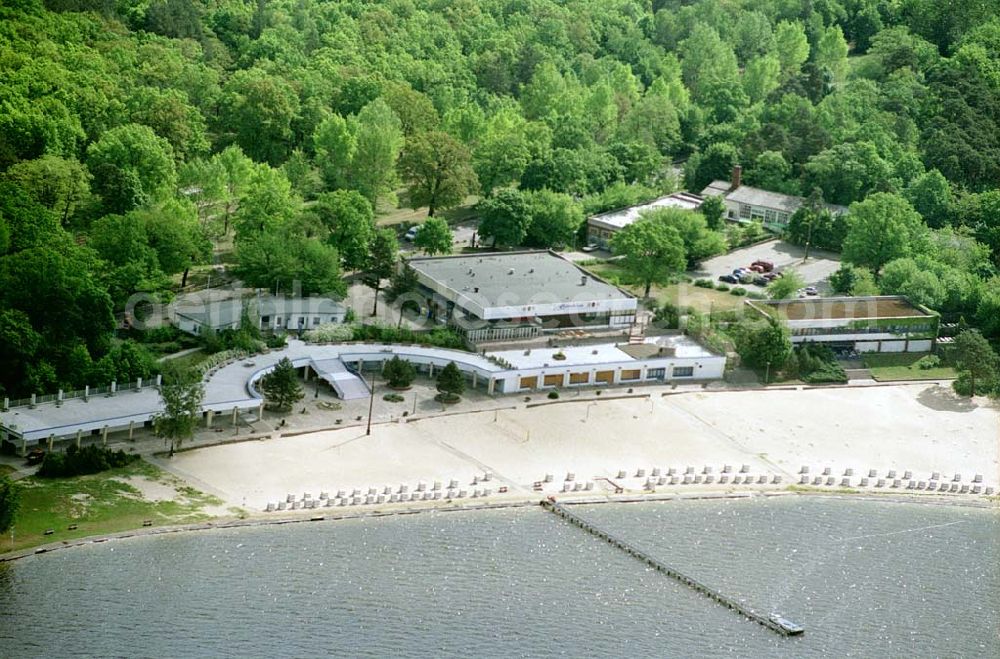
(0, 336, 724, 454)
(745, 296, 939, 353)
(407, 251, 637, 343)
(586, 192, 704, 249)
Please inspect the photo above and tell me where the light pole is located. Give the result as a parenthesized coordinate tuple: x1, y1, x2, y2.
(365, 371, 376, 436)
(765, 360, 771, 385)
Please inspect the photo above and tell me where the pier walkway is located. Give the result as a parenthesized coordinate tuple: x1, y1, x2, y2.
(541, 498, 802, 637)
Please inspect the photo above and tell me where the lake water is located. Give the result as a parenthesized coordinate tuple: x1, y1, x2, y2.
(1, 496, 997, 657)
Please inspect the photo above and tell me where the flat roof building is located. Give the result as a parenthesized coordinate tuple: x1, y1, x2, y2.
(1, 337, 724, 454)
(745, 296, 939, 353)
(586, 192, 704, 249)
(407, 251, 637, 343)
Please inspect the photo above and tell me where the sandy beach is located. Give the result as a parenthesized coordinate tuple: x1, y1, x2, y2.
(161, 383, 1000, 511)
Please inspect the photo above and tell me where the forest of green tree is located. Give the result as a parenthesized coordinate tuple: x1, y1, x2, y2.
(2, 0, 1000, 398)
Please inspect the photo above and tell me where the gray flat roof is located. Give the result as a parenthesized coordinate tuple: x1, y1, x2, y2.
(701, 181, 731, 196)
(408, 251, 633, 310)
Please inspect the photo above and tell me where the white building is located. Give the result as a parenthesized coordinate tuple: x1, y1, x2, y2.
(0, 337, 725, 454)
(407, 251, 637, 343)
(173, 294, 347, 335)
(586, 192, 704, 249)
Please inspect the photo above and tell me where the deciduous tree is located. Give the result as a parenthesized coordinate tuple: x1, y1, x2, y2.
(478, 188, 532, 248)
(610, 217, 686, 298)
(154, 363, 204, 456)
(363, 228, 398, 316)
(399, 131, 477, 217)
(952, 329, 999, 397)
(842, 193, 928, 275)
(413, 217, 453, 255)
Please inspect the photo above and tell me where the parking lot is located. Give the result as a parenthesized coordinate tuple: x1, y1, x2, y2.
(688, 239, 841, 294)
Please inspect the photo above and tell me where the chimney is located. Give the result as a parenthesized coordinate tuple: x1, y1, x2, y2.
(731, 164, 742, 190)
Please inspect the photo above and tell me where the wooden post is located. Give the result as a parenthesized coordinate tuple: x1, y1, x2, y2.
(75, 429, 82, 448)
(128, 420, 135, 441)
(206, 410, 214, 428)
(102, 425, 108, 447)
(232, 406, 239, 426)
(47, 434, 54, 452)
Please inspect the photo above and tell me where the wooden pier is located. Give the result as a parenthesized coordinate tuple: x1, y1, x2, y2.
(540, 499, 802, 637)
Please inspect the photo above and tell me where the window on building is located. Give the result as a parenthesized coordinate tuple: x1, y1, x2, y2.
(672, 366, 695, 377)
(620, 369, 640, 381)
(764, 209, 776, 223)
(777, 212, 789, 224)
(261, 315, 270, 325)
(646, 368, 665, 380)
(739, 204, 751, 219)
(313, 317, 321, 326)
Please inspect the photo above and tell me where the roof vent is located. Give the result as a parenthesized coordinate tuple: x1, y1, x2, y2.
(580, 275, 588, 286)
(473, 287, 479, 293)
(508, 268, 515, 275)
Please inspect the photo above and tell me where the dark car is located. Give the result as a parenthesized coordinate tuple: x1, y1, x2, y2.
(753, 275, 768, 286)
(718, 274, 739, 284)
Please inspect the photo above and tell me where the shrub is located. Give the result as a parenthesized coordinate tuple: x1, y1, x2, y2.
(38, 445, 139, 478)
(383, 356, 416, 388)
(303, 323, 354, 343)
(265, 334, 287, 349)
(547, 390, 559, 399)
(383, 393, 405, 402)
(694, 279, 714, 288)
(916, 354, 940, 370)
(796, 344, 847, 383)
(729, 287, 747, 296)
(715, 283, 730, 292)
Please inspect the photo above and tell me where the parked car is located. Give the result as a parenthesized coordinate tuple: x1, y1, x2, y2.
(762, 272, 778, 282)
(404, 226, 420, 241)
(804, 286, 819, 296)
(718, 274, 739, 284)
(752, 260, 774, 272)
(739, 273, 755, 284)
(753, 275, 768, 286)
(25, 448, 45, 465)
(749, 264, 764, 273)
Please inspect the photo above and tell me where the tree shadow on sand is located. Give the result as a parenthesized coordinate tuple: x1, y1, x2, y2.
(916, 384, 979, 413)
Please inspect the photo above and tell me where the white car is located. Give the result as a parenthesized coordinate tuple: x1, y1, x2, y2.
(404, 226, 420, 241)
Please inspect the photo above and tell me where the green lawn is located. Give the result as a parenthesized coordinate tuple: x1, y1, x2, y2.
(6, 460, 223, 553)
(581, 262, 749, 313)
(862, 353, 957, 381)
